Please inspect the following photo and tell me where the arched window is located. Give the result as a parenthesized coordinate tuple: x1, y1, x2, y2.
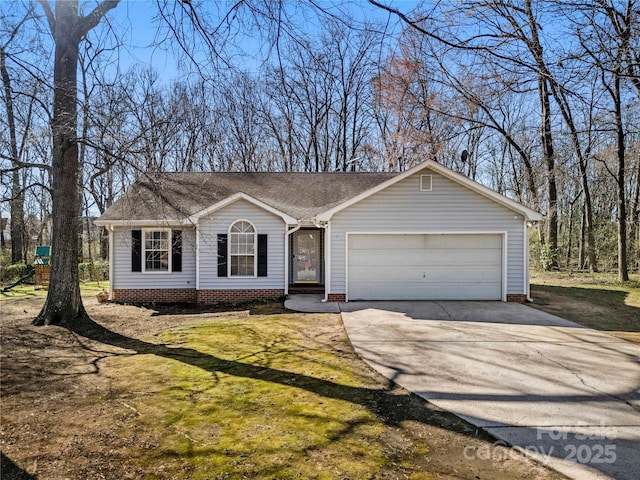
(229, 220, 256, 276)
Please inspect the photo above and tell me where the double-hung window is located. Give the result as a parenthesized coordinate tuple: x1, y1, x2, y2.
(144, 229, 170, 272)
(229, 220, 256, 276)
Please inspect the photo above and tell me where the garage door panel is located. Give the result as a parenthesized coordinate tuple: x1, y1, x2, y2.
(426, 266, 502, 282)
(425, 234, 501, 249)
(350, 266, 427, 282)
(349, 282, 503, 301)
(425, 249, 502, 266)
(350, 266, 501, 285)
(349, 249, 422, 266)
(347, 234, 503, 301)
(353, 282, 431, 301)
(350, 234, 426, 250)
(421, 283, 503, 301)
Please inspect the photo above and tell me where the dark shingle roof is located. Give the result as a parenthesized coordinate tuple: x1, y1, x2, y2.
(99, 172, 397, 223)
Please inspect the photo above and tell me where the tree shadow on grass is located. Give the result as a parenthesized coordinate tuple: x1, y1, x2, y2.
(1, 451, 37, 479)
(142, 300, 289, 317)
(531, 284, 640, 333)
(68, 317, 486, 438)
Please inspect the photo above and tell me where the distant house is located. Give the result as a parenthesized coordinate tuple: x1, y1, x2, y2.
(95, 160, 542, 304)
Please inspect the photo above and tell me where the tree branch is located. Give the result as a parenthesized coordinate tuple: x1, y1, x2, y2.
(78, 1, 121, 39)
(36, 0, 55, 34)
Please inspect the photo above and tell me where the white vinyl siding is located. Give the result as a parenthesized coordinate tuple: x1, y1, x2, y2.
(198, 199, 286, 290)
(112, 227, 196, 289)
(330, 168, 526, 297)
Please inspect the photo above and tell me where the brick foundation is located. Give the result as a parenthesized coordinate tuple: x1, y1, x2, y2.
(327, 293, 346, 302)
(112, 288, 284, 305)
(506, 294, 527, 303)
(112, 289, 526, 304)
(197, 289, 284, 304)
(112, 288, 197, 304)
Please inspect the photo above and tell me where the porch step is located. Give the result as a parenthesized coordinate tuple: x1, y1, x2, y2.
(288, 285, 325, 295)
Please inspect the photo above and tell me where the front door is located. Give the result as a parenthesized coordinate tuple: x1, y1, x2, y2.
(292, 230, 322, 284)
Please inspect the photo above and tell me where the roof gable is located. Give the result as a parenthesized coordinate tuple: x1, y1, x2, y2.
(188, 192, 297, 225)
(315, 160, 543, 222)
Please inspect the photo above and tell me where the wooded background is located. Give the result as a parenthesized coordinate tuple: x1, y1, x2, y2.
(2, 0, 639, 281)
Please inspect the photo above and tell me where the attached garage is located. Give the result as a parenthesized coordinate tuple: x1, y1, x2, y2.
(347, 233, 504, 301)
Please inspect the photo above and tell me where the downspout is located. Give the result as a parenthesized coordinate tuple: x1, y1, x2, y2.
(195, 224, 200, 292)
(285, 224, 301, 295)
(108, 224, 114, 301)
(525, 220, 534, 302)
(502, 232, 508, 302)
(315, 221, 330, 303)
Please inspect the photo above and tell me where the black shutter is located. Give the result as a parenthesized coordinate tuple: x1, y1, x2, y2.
(217, 234, 228, 277)
(172, 230, 182, 272)
(131, 229, 142, 272)
(257, 234, 268, 277)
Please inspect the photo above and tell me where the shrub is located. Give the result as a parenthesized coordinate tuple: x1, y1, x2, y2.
(1, 260, 109, 284)
(539, 242, 559, 271)
(78, 260, 109, 282)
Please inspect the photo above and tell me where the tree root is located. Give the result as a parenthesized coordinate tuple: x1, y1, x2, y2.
(32, 303, 92, 328)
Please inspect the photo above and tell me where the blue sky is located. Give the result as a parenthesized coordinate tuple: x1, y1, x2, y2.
(101, 0, 413, 82)
(106, 1, 182, 80)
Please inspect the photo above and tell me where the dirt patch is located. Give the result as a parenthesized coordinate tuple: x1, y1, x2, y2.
(1, 295, 566, 479)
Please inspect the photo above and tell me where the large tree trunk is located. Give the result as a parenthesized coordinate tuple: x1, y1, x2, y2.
(614, 76, 629, 282)
(33, 1, 86, 326)
(33, 0, 119, 326)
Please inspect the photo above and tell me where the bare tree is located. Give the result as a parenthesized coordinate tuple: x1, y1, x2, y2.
(573, 0, 638, 281)
(33, 0, 120, 326)
(0, 6, 37, 265)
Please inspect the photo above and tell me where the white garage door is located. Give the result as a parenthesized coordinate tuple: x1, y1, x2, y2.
(348, 234, 503, 301)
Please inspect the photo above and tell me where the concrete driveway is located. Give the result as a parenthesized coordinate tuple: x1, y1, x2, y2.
(339, 301, 640, 480)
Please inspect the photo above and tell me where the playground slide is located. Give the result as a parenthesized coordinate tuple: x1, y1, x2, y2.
(2, 268, 35, 292)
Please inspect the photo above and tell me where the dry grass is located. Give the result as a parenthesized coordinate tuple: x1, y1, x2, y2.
(530, 271, 640, 344)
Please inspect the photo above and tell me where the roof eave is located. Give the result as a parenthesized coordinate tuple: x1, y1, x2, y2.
(189, 192, 298, 225)
(93, 219, 190, 228)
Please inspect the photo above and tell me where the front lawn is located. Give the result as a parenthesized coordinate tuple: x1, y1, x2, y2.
(0, 297, 562, 480)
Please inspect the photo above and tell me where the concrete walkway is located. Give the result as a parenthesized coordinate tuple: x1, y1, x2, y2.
(284, 294, 340, 313)
(286, 296, 640, 480)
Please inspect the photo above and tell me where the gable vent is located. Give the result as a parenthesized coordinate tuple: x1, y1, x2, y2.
(420, 175, 432, 192)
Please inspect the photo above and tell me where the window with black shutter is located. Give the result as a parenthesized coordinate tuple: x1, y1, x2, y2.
(172, 230, 182, 272)
(131, 229, 142, 272)
(257, 234, 267, 277)
(217, 234, 228, 277)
